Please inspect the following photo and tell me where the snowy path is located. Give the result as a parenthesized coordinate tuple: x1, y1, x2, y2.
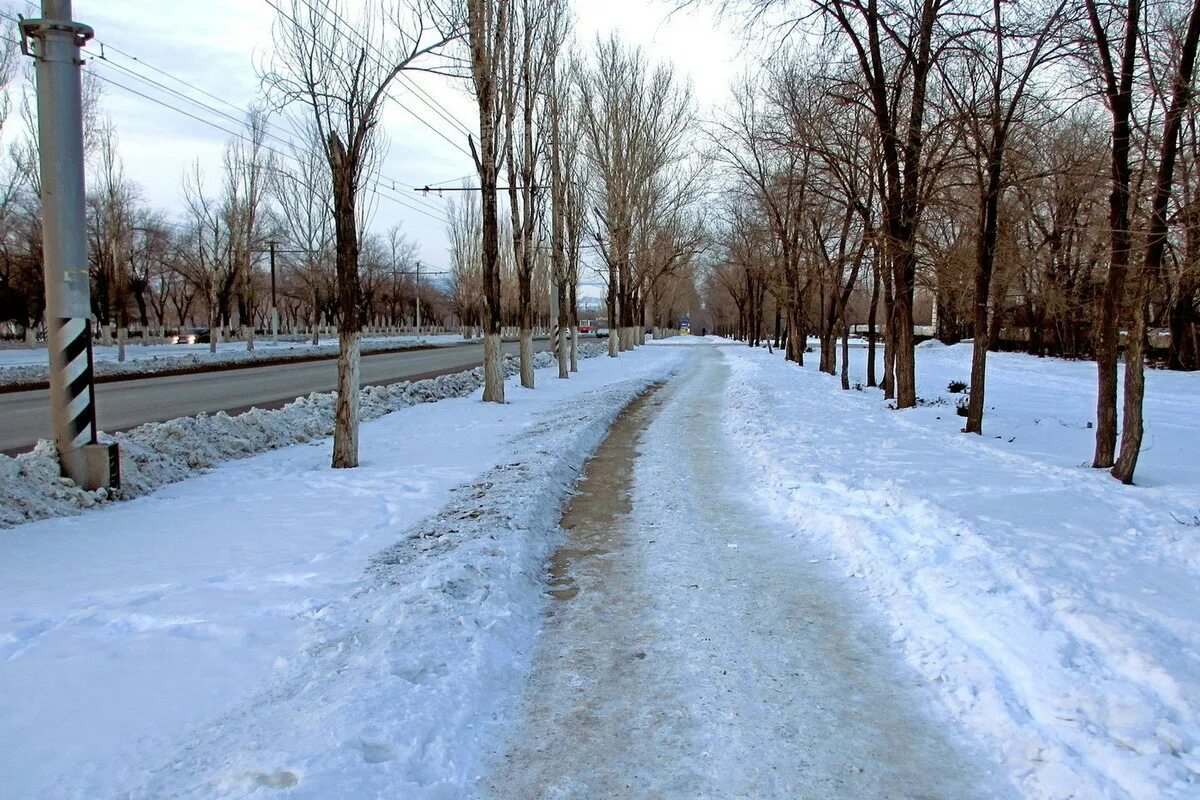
(0, 347, 688, 799)
(721, 341, 1200, 799)
(477, 347, 1012, 798)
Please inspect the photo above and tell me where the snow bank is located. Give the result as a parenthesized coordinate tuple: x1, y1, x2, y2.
(719, 342, 1200, 800)
(0, 345, 606, 528)
(0, 334, 472, 388)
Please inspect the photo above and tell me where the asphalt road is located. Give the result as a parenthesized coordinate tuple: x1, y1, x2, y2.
(1, 340, 545, 454)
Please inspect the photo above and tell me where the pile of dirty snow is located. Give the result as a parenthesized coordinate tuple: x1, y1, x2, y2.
(0, 346, 606, 528)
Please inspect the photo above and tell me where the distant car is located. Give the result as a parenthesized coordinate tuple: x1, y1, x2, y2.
(173, 327, 211, 345)
(595, 327, 610, 339)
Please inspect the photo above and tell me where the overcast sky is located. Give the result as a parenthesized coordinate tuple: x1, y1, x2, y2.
(68, 0, 748, 281)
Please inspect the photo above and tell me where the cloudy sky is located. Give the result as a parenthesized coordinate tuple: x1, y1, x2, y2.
(65, 0, 748, 278)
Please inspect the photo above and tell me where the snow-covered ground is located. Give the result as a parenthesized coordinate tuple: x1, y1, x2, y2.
(477, 345, 1013, 798)
(0, 346, 603, 528)
(4, 334, 1196, 799)
(0, 334, 472, 386)
(721, 338, 1200, 799)
(0, 345, 689, 799)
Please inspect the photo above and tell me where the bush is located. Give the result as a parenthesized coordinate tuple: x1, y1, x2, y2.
(947, 379, 968, 394)
(956, 396, 970, 417)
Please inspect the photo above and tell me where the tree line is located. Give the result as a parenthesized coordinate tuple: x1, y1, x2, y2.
(695, 0, 1200, 484)
(3, 1, 705, 471)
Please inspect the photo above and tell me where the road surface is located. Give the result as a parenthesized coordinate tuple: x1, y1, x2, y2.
(1, 340, 545, 454)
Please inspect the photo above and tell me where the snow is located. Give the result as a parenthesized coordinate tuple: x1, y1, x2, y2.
(0, 334, 472, 387)
(0, 343, 690, 799)
(0, 345, 603, 528)
(5, 333, 1196, 799)
(719, 339, 1200, 799)
(478, 346, 1013, 797)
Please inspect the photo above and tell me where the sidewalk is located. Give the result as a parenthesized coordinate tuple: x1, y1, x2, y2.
(0, 346, 689, 799)
(478, 346, 1012, 798)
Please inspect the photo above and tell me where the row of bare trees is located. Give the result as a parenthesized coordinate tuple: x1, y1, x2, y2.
(699, 0, 1200, 484)
(464, 0, 704, 402)
(6, 0, 707, 472)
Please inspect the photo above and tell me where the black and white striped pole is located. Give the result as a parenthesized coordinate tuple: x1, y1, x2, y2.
(20, 0, 119, 490)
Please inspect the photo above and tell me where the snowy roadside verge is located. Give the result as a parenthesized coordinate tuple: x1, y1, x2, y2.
(0, 345, 605, 528)
(718, 342, 1200, 800)
(122, 369, 684, 800)
(0, 334, 473, 390)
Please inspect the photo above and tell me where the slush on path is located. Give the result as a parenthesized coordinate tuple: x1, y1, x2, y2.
(477, 348, 1014, 798)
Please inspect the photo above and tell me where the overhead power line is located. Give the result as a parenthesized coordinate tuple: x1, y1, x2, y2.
(262, 0, 476, 159)
(1, 8, 455, 221)
(83, 69, 450, 226)
(78, 44, 449, 218)
(286, 0, 475, 139)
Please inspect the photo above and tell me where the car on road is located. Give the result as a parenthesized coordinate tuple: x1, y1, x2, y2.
(172, 328, 211, 345)
(594, 327, 610, 339)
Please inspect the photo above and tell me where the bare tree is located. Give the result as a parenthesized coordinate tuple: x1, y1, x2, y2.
(942, 0, 1072, 434)
(224, 108, 275, 352)
(264, 0, 461, 466)
(467, 0, 511, 402)
(1111, 0, 1200, 482)
(270, 118, 334, 343)
(579, 35, 694, 357)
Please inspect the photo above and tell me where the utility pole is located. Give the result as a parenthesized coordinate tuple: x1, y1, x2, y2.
(20, 1, 118, 490)
(415, 261, 421, 335)
(268, 240, 279, 343)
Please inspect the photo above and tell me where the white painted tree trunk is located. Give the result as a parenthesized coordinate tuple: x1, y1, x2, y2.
(570, 327, 579, 372)
(246, 323, 255, 352)
(608, 329, 618, 357)
(557, 326, 568, 379)
(332, 329, 360, 468)
(117, 327, 126, 362)
(519, 328, 534, 389)
(483, 333, 505, 403)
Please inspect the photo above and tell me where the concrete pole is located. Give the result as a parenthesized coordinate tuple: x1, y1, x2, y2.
(21, 1, 118, 489)
(415, 261, 422, 336)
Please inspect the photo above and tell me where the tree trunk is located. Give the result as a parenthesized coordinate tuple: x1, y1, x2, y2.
(569, 282, 579, 372)
(483, 332, 505, 402)
(1167, 290, 1196, 369)
(840, 322, 851, 390)
(332, 329, 360, 468)
(892, 247, 918, 407)
(519, 328, 534, 388)
(1089, 0, 1139, 469)
(330, 131, 363, 469)
(882, 272, 895, 398)
(966, 154, 1004, 434)
(867, 259, 880, 387)
(1112, 0, 1200, 482)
